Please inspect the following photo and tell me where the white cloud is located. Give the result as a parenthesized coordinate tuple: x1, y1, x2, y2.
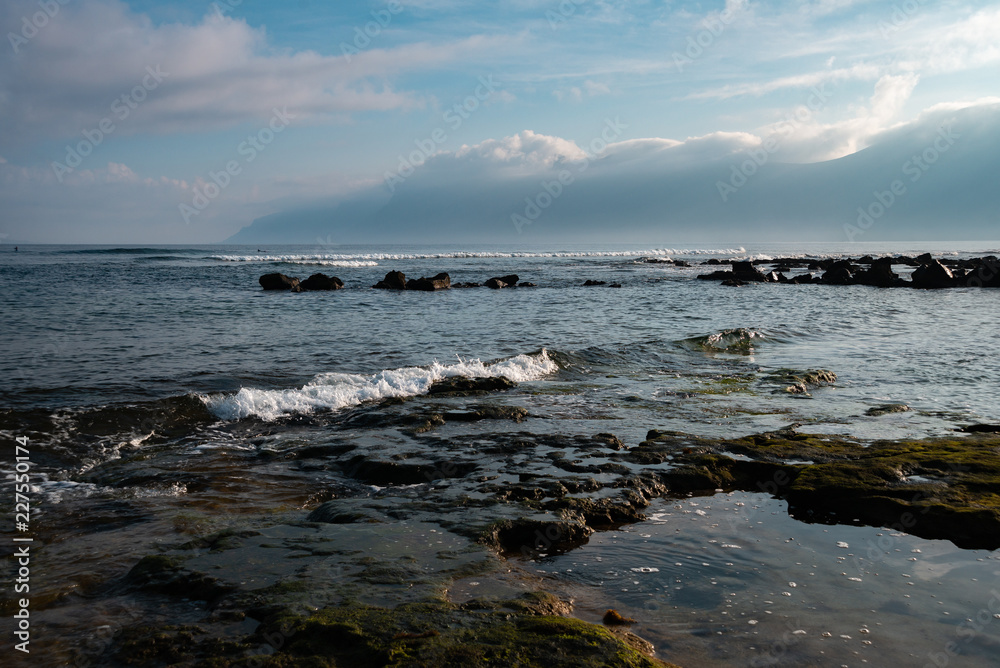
(454, 130, 588, 168)
(0, 0, 506, 143)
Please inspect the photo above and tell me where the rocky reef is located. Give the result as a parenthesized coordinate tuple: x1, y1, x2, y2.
(697, 253, 1000, 289)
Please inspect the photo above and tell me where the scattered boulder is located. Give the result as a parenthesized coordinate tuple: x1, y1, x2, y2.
(583, 280, 607, 286)
(373, 270, 407, 290)
(485, 278, 509, 289)
(297, 273, 344, 291)
(519, 282, 537, 287)
(406, 272, 451, 291)
(259, 273, 300, 290)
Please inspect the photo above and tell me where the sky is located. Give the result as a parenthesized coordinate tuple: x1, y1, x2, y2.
(0, 0, 998, 244)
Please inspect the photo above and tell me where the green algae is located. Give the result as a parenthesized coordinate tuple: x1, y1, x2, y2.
(647, 430, 1000, 549)
(245, 596, 677, 668)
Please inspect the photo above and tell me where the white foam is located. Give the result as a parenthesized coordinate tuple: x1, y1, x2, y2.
(208, 248, 746, 263)
(211, 256, 379, 267)
(202, 350, 558, 421)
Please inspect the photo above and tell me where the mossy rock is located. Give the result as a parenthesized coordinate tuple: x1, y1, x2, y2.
(245, 597, 678, 668)
(662, 431, 1000, 549)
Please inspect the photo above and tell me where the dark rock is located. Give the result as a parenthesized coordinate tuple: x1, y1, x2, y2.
(608, 283, 623, 288)
(519, 282, 537, 287)
(428, 376, 517, 396)
(732, 261, 767, 282)
(961, 424, 1000, 433)
(583, 280, 607, 286)
(485, 275, 518, 289)
(822, 266, 854, 285)
(373, 270, 407, 290)
(697, 270, 735, 281)
(855, 258, 900, 287)
(406, 272, 451, 291)
(259, 273, 300, 290)
(478, 518, 593, 556)
(790, 273, 815, 284)
(911, 259, 956, 289)
(721, 279, 745, 287)
(342, 456, 478, 485)
(298, 273, 344, 291)
(452, 282, 481, 288)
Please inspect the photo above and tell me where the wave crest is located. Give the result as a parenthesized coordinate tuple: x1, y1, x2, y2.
(201, 350, 558, 421)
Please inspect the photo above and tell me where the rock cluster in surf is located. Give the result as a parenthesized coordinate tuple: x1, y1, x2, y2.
(697, 253, 1000, 289)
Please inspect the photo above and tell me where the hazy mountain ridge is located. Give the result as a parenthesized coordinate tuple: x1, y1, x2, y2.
(226, 104, 1000, 245)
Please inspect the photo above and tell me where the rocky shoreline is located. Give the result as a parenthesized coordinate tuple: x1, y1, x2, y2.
(84, 367, 1000, 666)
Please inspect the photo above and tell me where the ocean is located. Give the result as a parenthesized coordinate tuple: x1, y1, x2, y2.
(2, 241, 1000, 666)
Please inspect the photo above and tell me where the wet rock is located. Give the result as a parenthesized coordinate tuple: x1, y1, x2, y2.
(123, 555, 235, 601)
(307, 501, 386, 524)
(453, 282, 481, 288)
(247, 598, 674, 667)
(406, 272, 451, 291)
(486, 274, 519, 289)
(428, 376, 518, 396)
(583, 280, 607, 286)
(259, 273, 300, 290)
(297, 273, 344, 291)
(721, 279, 745, 287)
(478, 518, 593, 556)
(553, 496, 646, 529)
(444, 405, 529, 423)
(961, 424, 1000, 433)
(519, 282, 537, 287)
(866, 403, 910, 417)
(603, 609, 636, 626)
(373, 270, 407, 290)
(342, 456, 478, 485)
(911, 259, 956, 289)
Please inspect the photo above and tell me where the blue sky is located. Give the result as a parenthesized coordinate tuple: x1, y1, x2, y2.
(1, 0, 998, 243)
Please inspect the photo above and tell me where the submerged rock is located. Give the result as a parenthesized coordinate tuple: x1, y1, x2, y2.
(259, 273, 300, 290)
(866, 403, 910, 416)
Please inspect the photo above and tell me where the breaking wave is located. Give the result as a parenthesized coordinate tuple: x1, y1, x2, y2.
(208, 248, 747, 263)
(201, 350, 558, 421)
